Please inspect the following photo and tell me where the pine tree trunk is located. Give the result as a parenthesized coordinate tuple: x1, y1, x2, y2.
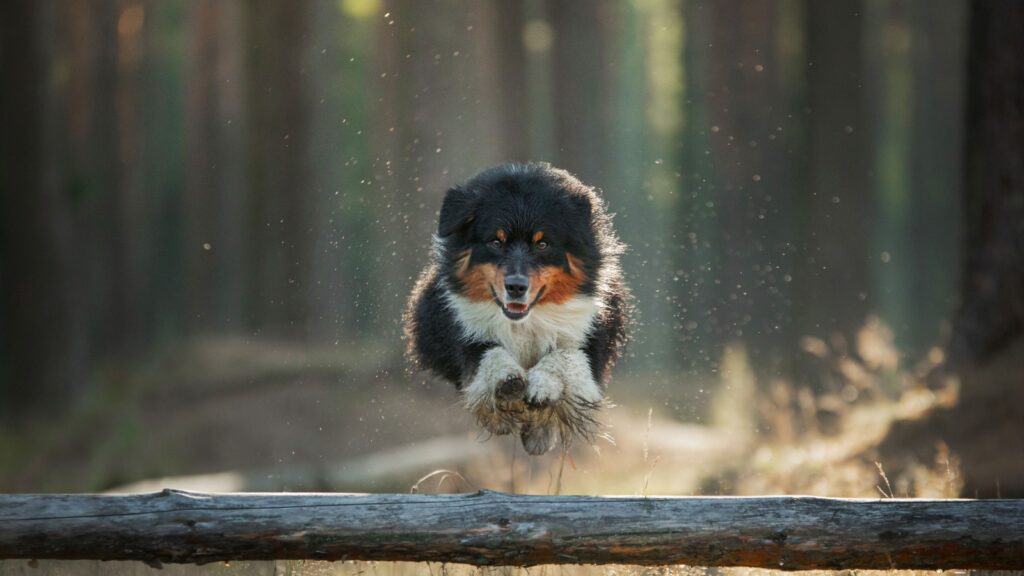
(881, 0, 1024, 497)
(185, 0, 247, 334)
(371, 0, 500, 342)
(0, 1, 85, 421)
(548, 0, 616, 190)
(487, 0, 529, 162)
(799, 0, 871, 365)
(907, 0, 966, 354)
(675, 0, 717, 371)
(946, 0, 1024, 497)
(703, 0, 793, 375)
(245, 1, 313, 337)
(948, 0, 1024, 365)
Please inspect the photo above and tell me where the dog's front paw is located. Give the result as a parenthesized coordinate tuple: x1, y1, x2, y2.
(464, 348, 526, 435)
(525, 363, 563, 407)
(495, 373, 528, 418)
(522, 349, 605, 447)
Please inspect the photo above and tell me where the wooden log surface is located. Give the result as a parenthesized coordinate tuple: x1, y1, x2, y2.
(1, 490, 1023, 569)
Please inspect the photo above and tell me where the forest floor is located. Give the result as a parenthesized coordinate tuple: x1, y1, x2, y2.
(0, 321, 977, 575)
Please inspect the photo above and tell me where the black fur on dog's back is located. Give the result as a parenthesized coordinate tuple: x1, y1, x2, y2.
(404, 163, 629, 415)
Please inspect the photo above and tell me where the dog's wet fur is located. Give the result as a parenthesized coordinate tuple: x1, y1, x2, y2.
(404, 163, 629, 455)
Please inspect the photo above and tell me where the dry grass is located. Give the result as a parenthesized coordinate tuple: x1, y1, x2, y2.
(435, 317, 962, 503)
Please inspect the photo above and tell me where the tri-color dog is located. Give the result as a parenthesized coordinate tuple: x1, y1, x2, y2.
(404, 163, 629, 455)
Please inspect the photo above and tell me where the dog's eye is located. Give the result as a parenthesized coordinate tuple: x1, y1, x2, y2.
(489, 239, 503, 249)
(536, 241, 549, 251)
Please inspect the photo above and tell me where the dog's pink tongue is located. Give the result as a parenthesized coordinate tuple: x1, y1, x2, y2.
(506, 302, 527, 313)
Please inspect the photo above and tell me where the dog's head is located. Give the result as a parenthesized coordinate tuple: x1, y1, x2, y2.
(436, 163, 610, 321)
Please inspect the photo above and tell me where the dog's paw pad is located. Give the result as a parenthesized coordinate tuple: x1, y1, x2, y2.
(497, 374, 526, 401)
(495, 374, 528, 421)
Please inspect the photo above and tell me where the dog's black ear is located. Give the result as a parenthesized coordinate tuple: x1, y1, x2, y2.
(569, 192, 593, 223)
(438, 186, 477, 237)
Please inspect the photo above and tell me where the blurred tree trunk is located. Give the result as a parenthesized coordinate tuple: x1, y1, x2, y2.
(61, 0, 105, 370)
(372, 1, 500, 343)
(907, 0, 966, 354)
(947, 1, 1024, 367)
(0, 1, 86, 421)
(307, 3, 388, 341)
(245, 0, 313, 337)
(881, 0, 1024, 498)
(676, 0, 718, 371)
(703, 0, 794, 376)
(185, 0, 247, 334)
(69, 0, 145, 358)
(798, 0, 871, 375)
(61, 0, 152, 359)
(112, 0, 151, 353)
(91, 0, 129, 357)
(306, 2, 351, 342)
(612, 0, 672, 371)
(482, 0, 529, 162)
(370, 0, 412, 343)
(547, 0, 617, 190)
(943, 0, 1024, 498)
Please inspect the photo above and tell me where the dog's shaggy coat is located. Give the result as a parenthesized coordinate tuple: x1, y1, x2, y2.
(404, 163, 629, 455)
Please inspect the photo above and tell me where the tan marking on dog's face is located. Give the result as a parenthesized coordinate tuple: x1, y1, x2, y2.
(495, 229, 507, 243)
(531, 253, 587, 305)
(459, 262, 502, 302)
(532, 231, 545, 244)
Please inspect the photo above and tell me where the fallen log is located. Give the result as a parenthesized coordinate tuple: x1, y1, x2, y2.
(1, 490, 1023, 569)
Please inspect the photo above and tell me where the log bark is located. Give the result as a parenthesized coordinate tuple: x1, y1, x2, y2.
(1, 490, 1023, 569)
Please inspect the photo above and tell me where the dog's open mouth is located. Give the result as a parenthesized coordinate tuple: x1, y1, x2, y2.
(502, 301, 529, 320)
(493, 286, 545, 321)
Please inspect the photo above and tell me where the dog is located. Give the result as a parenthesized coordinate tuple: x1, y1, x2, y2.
(404, 163, 629, 455)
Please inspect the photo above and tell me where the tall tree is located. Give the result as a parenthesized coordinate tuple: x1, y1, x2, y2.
(90, 0, 134, 357)
(110, 0, 152, 353)
(947, 1, 1024, 367)
(58, 0, 154, 359)
(701, 0, 795, 376)
(883, 0, 1024, 497)
(612, 0, 674, 371)
(907, 0, 966, 354)
(675, 0, 718, 371)
(483, 0, 530, 162)
(547, 0, 617, 190)
(307, 1, 353, 341)
(0, 1, 86, 420)
(60, 0, 108, 371)
(245, 0, 313, 337)
(943, 0, 1024, 497)
(798, 0, 871, 367)
(372, 0, 507, 342)
(185, 0, 247, 334)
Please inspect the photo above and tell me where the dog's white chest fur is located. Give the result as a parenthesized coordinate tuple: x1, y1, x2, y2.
(445, 293, 600, 368)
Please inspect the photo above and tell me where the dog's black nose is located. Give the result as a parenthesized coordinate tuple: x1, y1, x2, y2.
(504, 275, 530, 300)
